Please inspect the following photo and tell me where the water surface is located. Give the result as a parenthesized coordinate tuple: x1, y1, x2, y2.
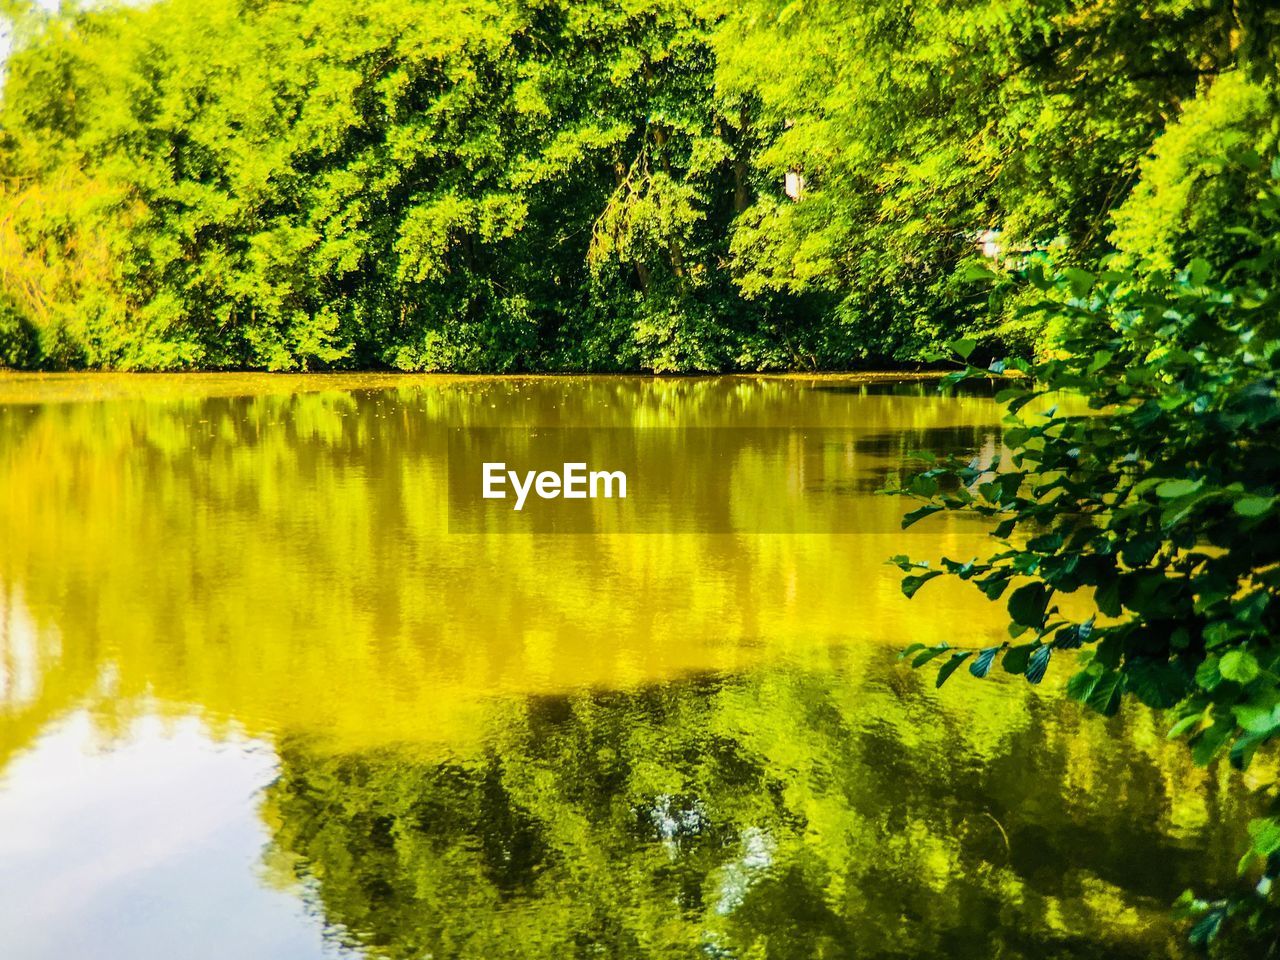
(0, 374, 1260, 959)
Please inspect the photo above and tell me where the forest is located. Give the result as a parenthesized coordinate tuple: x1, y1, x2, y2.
(0, 0, 1273, 371)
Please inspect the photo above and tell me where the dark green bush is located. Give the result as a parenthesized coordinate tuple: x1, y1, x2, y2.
(894, 156, 1280, 954)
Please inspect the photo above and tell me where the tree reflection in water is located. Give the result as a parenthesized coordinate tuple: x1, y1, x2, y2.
(265, 657, 1260, 960)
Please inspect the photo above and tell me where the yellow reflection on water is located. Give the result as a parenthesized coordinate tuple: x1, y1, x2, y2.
(0, 375, 1270, 960)
(0, 374, 1008, 754)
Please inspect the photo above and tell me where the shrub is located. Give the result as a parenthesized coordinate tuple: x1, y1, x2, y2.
(893, 156, 1280, 954)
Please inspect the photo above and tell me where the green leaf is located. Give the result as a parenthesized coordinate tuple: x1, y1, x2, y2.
(969, 646, 999, 678)
(936, 651, 973, 688)
(1124, 659, 1188, 709)
(1002, 642, 1036, 675)
(901, 504, 943, 529)
(901, 570, 943, 598)
(1007, 582, 1048, 627)
(1066, 666, 1125, 715)
(1230, 732, 1264, 770)
(1063, 267, 1094, 298)
(911, 644, 951, 668)
(1232, 700, 1280, 735)
(908, 474, 939, 497)
(1187, 258, 1211, 287)
(959, 263, 998, 284)
(1219, 649, 1260, 684)
(1195, 657, 1223, 690)
(1248, 817, 1280, 857)
(1155, 478, 1203, 499)
(977, 573, 1011, 600)
(1234, 495, 1274, 518)
(1025, 644, 1052, 684)
(1166, 712, 1204, 739)
(950, 337, 978, 360)
(1191, 717, 1235, 765)
(1094, 578, 1121, 617)
(1187, 907, 1225, 946)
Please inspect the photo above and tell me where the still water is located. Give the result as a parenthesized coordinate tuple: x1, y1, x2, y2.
(0, 374, 1261, 959)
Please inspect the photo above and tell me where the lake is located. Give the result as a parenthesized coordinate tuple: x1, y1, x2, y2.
(0, 374, 1260, 959)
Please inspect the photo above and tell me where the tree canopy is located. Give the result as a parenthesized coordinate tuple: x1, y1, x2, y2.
(0, 0, 1271, 371)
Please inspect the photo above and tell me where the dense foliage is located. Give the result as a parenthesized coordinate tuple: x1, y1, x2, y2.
(894, 155, 1280, 954)
(1, 0, 763, 370)
(0, 0, 1266, 370)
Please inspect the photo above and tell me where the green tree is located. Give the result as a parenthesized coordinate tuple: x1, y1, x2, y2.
(713, 0, 1261, 360)
(0, 0, 775, 371)
(893, 154, 1280, 954)
(4, 0, 1266, 371)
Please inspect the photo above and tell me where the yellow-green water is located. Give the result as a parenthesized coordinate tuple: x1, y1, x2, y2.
(0, 374, 1261, 959)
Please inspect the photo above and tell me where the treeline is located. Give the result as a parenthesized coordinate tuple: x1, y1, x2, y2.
(0, 0, 1272, 371)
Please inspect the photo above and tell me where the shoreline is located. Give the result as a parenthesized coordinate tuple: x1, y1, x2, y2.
(0, 369, 960, 405)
